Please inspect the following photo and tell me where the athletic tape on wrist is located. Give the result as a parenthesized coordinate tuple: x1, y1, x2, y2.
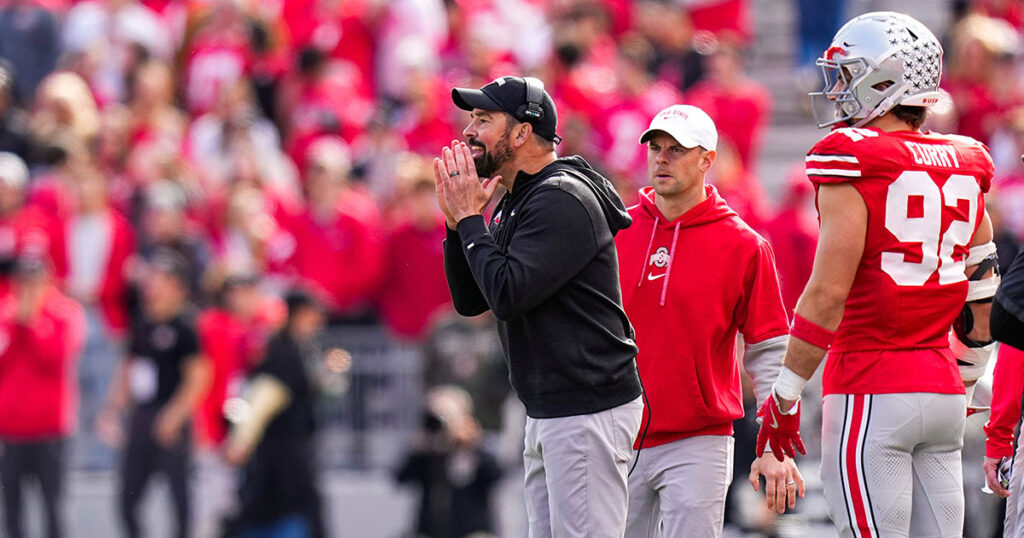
(773, 366, 807, 402)
(791, 313, 836, 350)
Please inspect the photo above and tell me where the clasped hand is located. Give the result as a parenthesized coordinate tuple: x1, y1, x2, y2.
(433, 140, 501, 228)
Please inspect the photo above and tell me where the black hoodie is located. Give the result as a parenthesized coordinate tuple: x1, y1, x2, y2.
(443, 156, 642, 418)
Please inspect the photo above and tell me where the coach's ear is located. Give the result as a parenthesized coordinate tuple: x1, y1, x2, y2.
(512, 121, 533, 149)
(700, 149, 717, 174)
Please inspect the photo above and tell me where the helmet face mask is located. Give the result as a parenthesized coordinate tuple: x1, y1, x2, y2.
(811, 57, 875, 127)
(809, 12, 944, 129)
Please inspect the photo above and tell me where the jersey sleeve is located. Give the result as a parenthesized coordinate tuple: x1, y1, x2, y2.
(942, 133, 994, 193)
(972, 142, 994, 194)
(805, 128, 867, 185)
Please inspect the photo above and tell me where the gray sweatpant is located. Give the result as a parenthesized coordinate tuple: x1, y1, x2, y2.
(821, 393, 966, 538)
(1002, 427, 1024, 537)
(625, 435, 734, 538)
(523, 396, 644, 538)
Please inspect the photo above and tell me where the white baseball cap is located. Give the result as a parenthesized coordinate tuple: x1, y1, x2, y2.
(639, 104, 718, 152)
(0, 152, 28, 190)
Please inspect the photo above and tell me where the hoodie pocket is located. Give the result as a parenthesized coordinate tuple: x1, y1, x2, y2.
(641, 353, 713, 434)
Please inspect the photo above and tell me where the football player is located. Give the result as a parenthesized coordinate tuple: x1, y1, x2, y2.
(755, 11, 998, 537)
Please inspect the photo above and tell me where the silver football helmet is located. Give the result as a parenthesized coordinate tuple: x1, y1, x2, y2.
(810, 11, 943, 128)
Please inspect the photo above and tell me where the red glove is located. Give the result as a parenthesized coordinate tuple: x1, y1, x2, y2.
(756, 391, 807, 462)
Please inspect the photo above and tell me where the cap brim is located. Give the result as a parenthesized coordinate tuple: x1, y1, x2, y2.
(13, 260, 47, 278)
(638, 128, 702, 148)
(452, 88, 503, 112)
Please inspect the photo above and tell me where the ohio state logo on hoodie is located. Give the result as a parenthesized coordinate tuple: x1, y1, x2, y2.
(649, 246, 670, 268)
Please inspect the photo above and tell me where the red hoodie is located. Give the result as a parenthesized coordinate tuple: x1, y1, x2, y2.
(984, 344, 1024, 459)
(616, 185, 788, 448)
(0, 286, 85, 439)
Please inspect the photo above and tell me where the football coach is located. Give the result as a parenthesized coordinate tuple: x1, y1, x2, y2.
(434, 75, 644, 537)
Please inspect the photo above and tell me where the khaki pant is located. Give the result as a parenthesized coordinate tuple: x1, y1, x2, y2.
(523, 396, 644, 538)
(625, 435, 734, 538)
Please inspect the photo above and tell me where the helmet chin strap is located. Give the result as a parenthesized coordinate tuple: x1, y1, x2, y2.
(851, 82, 912, 127)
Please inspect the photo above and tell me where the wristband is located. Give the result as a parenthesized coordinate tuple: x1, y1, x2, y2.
(773, 366, 807, 403)
(791, 313, 836, 350)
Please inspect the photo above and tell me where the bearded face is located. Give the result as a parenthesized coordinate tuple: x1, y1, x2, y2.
(468, 118, 515, 179)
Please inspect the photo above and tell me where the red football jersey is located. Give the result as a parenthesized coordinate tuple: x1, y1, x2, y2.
(806, 127, 993, 395)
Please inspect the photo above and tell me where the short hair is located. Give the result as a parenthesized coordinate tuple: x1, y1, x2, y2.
(150, 249, 191, 289)
(890, 105, 928, 129)
(285, 287, 323, 319)
(534, 135, 556, 150)
(502, 112, 555, 150)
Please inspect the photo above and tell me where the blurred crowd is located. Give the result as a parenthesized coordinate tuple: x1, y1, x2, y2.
(0, 0, 1021, 536)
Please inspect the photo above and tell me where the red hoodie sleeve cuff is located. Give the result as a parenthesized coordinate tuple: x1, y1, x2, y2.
(986, 440, 1015, 459)
(985, 420, 1017, 459)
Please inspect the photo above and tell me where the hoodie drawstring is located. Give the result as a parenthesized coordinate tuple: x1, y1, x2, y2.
(638, 216, 659, 288)
(659, 221, 681, 307)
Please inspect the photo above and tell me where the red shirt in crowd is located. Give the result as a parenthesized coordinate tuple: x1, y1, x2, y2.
(944, 79, 1022, 146)
(281, 0, 376, 97)
(183, 27, 251, 117)
(26, 174, 75, 281)
(685, 76, 771, 169)
(28, 174, 136, 336)
(285, 188, 385, 316)
(0, 206, 51, 295)
(67, 208, 135, 336)
(281, 64, 375, 168)
(378, 215, 452, 341)
(973, 0, 1024, 31)
(761, 172, 817, 315)
(194, 297, 285, 447)
(687, 0, 751, 43)
(992, 171, 1024, 242)
(0, 285, 85, 440)
(596, 81, 683, 184)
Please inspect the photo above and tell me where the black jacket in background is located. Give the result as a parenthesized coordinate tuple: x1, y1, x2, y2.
(396, 446, 502, 538)
(993, 244, 1024, 350)
(443, 156, 641, 418)
(228, 331, 324, 538)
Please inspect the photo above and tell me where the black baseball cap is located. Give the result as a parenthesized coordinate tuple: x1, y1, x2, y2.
(13, 255, 49, 279)
(452, 76, 562, 144)
(285, 287, 324, 317)
(223, 272, 260, 290)
(149, 249, 191, 288)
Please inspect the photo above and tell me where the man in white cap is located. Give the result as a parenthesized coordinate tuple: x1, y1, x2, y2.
(615, 104, 803, 537)
(0, 152, 42, 282)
